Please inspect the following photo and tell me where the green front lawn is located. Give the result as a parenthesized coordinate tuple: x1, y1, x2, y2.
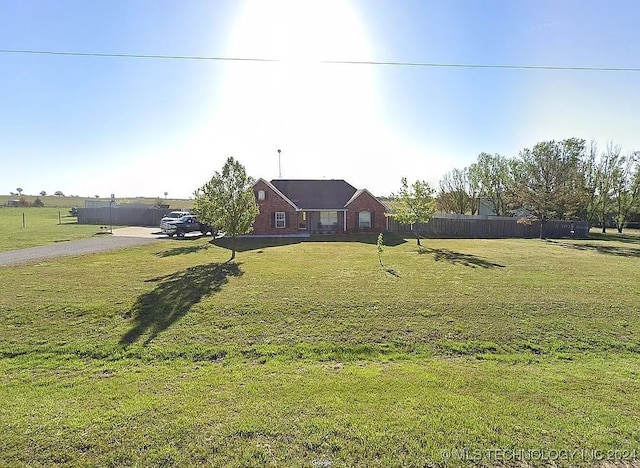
(1, 233, 639, 466)
(0, 207, 100, 252)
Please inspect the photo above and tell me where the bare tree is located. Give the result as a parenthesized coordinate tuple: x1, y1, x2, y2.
(438, 167, 474, 214)
(596, 143, 623, 233)
(612, 151, 640, 233)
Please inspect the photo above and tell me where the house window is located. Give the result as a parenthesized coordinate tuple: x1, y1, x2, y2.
(320, 211, 338, 227)
(257, 190, 265, 200)
(275, 211, 286, 228)
(359, 211, 371, 229)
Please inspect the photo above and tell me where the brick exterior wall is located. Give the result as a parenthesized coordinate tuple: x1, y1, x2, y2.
(346, 191, 387, 233)
(252, 180, 300, 235)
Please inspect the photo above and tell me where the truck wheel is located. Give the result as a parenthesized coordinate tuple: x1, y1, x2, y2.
(176, 229, 185, 238)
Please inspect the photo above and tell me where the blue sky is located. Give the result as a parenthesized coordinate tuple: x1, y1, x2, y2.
(1, 0, 639, 199)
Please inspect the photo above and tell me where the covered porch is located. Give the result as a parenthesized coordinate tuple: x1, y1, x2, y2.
(299, 210, 347, 235)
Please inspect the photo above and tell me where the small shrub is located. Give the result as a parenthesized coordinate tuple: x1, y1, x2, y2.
(376, 233, 384, 266)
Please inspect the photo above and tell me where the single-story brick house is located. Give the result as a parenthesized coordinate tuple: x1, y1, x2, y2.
(251, 179, 388, 236)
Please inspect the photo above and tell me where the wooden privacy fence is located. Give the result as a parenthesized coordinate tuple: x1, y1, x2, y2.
(387, 214, 589, 239)
(77, 207, 172, 227)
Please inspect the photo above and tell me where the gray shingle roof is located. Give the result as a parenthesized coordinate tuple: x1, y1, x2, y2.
(270, 179, 357, 210)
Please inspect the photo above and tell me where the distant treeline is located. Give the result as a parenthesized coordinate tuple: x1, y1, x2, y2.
(432, 138, 639, 234)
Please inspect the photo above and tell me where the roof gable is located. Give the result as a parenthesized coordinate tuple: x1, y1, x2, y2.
(270, 179, 357, 210)
(345, 188, 389, 210)
(254, 178, 299, 209)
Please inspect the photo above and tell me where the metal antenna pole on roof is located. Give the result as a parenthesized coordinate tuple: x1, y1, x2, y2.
(277, 149, 282, 178)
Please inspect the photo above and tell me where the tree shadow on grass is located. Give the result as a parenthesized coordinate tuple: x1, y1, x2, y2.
(213, 236, 304, 253)
(310, 232, 407, 246)
(212, 231, 406, 253)
(546, 240, 640, 259)
(155, 244, 211, 257)
(587, 232, 640, 245)
(120, 262, 242, 345)
(418, 247, 506, 269)
(384, 267, 401, 277)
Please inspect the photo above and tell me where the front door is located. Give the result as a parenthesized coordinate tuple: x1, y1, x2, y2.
(298, 211, 307, 230)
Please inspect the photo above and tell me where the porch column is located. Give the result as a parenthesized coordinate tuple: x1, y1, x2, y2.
(343, 210, 347, 232)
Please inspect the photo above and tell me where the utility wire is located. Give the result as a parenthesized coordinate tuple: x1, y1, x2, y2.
(1, 48, 639, 72)
(0, 48, 278, 63)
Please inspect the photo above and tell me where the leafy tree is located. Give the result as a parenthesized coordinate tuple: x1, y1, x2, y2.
(512, 138, 587, 238)
(16, 188, 23, 196)
(468, 152, 513, 216)
(33, 197, 44, 207)
(39, 191, 46, 197)
(556, 138, 592, 221)
(390, 177, 436, 246)
(54, 191, 64, 197)
(193, 157, 259, 260)
(580, 141, 601, 225)
(632, 163, 640, 218)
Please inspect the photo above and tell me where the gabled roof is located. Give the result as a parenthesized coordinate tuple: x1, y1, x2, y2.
(345, 188, 389, 210)
(270, 179, 357, 210)
(254, 178, 299, 209)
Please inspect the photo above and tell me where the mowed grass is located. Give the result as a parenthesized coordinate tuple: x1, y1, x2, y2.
(0, 194, 193, 209)
(0, 207, 102, 252)
(0, 198, 193, 251)
(1, 232, 639, 466)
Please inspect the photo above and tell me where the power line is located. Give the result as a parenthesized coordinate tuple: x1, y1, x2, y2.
(1, 48, 639, 72)
(0, 48, 278, 63)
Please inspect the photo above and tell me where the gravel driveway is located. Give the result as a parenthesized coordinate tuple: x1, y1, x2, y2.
(0, 228, 165, 267)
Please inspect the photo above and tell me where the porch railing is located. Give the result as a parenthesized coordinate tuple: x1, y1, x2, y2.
(312, 223, 340, 234)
